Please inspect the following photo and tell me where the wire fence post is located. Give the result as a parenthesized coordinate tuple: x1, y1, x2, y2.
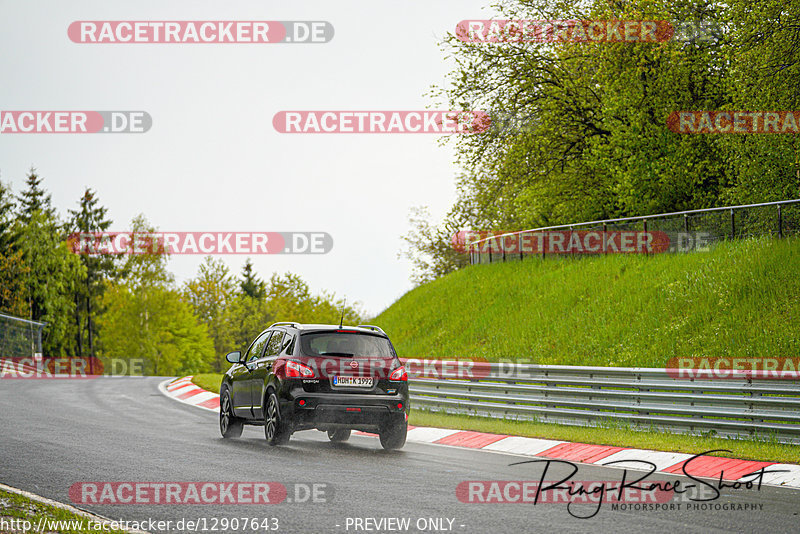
(778, 204, 783, 238)
(569, 226, 574, 258)
(541, 232, 546, 260)
(643, 219, 648, 256)
(730, 208, 736, 239)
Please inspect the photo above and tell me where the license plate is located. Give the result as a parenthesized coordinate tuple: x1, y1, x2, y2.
(332, 376, 373, 388)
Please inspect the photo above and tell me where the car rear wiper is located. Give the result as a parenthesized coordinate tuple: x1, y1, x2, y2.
(320, 352, 354, 357)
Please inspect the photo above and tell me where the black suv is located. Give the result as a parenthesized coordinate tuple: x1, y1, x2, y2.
(219, 323, 409, 449)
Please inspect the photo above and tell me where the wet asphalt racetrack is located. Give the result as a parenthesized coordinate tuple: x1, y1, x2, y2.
(1, 377, 798, 533)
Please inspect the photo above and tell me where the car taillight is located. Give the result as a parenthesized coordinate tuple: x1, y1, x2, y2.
(389, 366, 407, 381)
(286, 361, 315, 378)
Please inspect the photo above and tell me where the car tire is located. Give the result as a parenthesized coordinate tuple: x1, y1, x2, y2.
(327, 429, 351, 442)
(264, 391, 291, 446)
(379, 421, 407, 450)
(219, 389, 243, 438)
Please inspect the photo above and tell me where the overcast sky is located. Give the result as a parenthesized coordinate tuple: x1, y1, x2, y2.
(0, 0, 497, 317)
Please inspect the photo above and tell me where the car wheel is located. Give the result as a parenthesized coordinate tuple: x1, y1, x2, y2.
(219, 390, 243, 438)
(327, 429, 351, 442)
(379, 421, 407, 450)
(264, 392, 291, 445)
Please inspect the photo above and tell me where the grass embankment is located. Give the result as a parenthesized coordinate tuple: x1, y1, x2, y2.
(0, 489, 129, 534)
(191, 373, 222, 394)
(186, 373, 798, 463)
(373, 237, 800, 366)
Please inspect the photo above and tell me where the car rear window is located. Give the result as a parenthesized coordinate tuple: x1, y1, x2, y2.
(300, 332, 395, 358)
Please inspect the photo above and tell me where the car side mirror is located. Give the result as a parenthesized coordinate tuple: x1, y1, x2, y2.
(225, 351, 242, 364)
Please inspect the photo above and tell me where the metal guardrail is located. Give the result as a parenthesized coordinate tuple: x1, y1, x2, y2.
(468, 198, 800, 264)
(407, 363, 800, 444)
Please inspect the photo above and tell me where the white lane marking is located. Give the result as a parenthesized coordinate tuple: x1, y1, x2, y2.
(483, 436, 566, 456)
(599, 448, 694, 472)
(757, 463, 800, 486)
(167, 383, 199, 395)
(189, 391, 219, 404)
(406, 427, 462, 443)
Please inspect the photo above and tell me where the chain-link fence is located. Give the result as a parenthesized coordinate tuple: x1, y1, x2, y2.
(468, 199, 800, 265)
(0, 313, 45, 360)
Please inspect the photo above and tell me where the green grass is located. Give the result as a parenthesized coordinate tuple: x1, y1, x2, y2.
(410, 411, 800, 464)
(192, 373, 223, 394)
(0, 489, 129, 534)
(182, 374, 799, 463)
(373, 237, 800, 366)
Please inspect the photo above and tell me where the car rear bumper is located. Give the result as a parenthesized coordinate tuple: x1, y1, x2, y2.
(282, 388, 408, 431)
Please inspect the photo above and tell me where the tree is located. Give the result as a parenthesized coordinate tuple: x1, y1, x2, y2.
(117, 214, 174, 288)
(99, 283, 215, 375)
(0, 179, 16, 251)
(436, 0, 730, 228)
(265, 272, 361, 325)
(407, 0, 800, 281)
(17, 168, 55, 224)
(183, 256, 237, 371)
(400, 206, 471, 285)
(98, 215, 215, 374)
(239, 258, 266, 299)
(68, 188, 117, 359)
(718, 0, 800, 202)
(14, 210, 84, 356)
(223, 293, 273, 359)
(0, 249, 29, 317)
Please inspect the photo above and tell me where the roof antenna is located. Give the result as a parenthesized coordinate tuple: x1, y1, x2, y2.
(339, 298, 346, 329)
